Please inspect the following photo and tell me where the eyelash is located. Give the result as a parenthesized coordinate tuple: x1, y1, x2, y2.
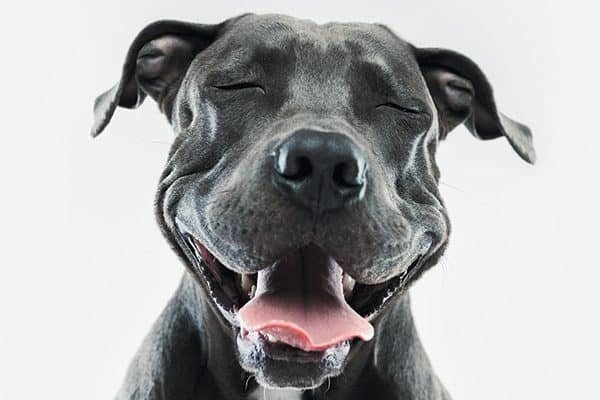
(212, 82, 265, 94)
(376, 102, 423, 115)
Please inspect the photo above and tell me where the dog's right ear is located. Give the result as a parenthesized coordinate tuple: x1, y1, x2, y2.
(91, 18, 235, 137)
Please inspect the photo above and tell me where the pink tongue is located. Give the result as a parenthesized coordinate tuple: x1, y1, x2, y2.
(238, 245, 374, 352)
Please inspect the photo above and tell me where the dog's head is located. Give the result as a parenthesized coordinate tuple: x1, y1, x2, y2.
(92, 14, 534, 389)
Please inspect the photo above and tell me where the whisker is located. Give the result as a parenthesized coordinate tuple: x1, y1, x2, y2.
(135, 139, 172, 145)
(244, 374, 254, 391)
(439, 180, 464, 192)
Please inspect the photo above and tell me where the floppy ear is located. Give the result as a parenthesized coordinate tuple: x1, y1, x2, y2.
(91, 19, 229, 137)
(413, 47, 536, 164)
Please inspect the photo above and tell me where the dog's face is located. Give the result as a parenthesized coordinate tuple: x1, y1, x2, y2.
(93, 14, 534, 389)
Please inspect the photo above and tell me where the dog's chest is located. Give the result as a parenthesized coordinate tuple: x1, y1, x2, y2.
(247, 386, 303, 400)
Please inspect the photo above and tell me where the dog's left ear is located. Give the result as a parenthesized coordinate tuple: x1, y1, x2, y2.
(414, 47, 536, 164)
(91, 18, 237, 137)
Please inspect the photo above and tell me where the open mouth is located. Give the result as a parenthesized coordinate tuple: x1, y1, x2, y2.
(179, 231, 431, 355)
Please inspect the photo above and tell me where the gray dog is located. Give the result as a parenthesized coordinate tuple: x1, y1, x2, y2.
(92, 13, 535, 400)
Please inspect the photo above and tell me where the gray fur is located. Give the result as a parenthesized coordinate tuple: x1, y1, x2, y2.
(92, 13, 534, 399)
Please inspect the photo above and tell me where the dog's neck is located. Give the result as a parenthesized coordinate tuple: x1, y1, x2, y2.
(182, 272, 443, 399)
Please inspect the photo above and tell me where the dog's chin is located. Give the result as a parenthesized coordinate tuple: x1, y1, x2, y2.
(176, 226, 433, 389)
(236, 329, 350, 389)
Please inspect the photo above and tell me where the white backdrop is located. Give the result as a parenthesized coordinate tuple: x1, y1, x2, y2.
(1, 1, 598, 399)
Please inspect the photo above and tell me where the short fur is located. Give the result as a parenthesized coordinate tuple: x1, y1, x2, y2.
(92, 13, 535, 399)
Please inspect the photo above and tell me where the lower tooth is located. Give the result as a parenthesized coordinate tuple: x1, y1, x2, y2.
(266, 333, 278, 343)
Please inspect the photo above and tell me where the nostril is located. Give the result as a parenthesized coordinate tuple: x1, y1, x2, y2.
(274, 150, 313, 181)
(284, 156, 312, 181)
(332, 160, 367, 188)
(333, 162, 358, 188)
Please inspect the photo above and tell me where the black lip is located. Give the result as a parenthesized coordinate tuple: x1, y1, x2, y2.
(176, 225, 434, 327)
(350, 251, 428, 318)
(178, 230, 240, 325)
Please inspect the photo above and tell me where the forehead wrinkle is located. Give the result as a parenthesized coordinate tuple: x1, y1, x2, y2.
(285, 41, 353, 114)
(260, 24, 389, 113)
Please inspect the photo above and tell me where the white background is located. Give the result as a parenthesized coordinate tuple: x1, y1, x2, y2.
(1, 1, 598, 399)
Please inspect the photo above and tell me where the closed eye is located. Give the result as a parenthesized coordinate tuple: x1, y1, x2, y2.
(212, 82, 265, 94)
(376, 102, 423, 115)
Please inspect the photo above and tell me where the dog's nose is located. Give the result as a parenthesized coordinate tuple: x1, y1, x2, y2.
(271, 129, 368, 213)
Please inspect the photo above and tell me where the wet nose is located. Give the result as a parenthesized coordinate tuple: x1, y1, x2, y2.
(271, 129, 368, 213)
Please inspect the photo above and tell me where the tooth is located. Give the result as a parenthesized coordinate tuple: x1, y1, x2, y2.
(249, 284, 256, 299)
(266, 333, 278, 343)
(343, 274, 356, 300)
(240, 274, 253, 296)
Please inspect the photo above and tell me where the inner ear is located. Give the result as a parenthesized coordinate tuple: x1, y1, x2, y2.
(135, 35, 199, 115)
(421, 67, 474, 138)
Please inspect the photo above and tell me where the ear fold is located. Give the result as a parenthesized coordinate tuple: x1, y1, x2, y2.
(91, 19, 228, 137)
(414, 47, 536, 164)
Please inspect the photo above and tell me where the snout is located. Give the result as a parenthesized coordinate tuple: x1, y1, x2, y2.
(271, 129, 368, 214)
(171, 120, 447, 390)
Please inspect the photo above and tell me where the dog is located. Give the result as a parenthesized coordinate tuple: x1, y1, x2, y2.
(91, 13, 535, 400)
